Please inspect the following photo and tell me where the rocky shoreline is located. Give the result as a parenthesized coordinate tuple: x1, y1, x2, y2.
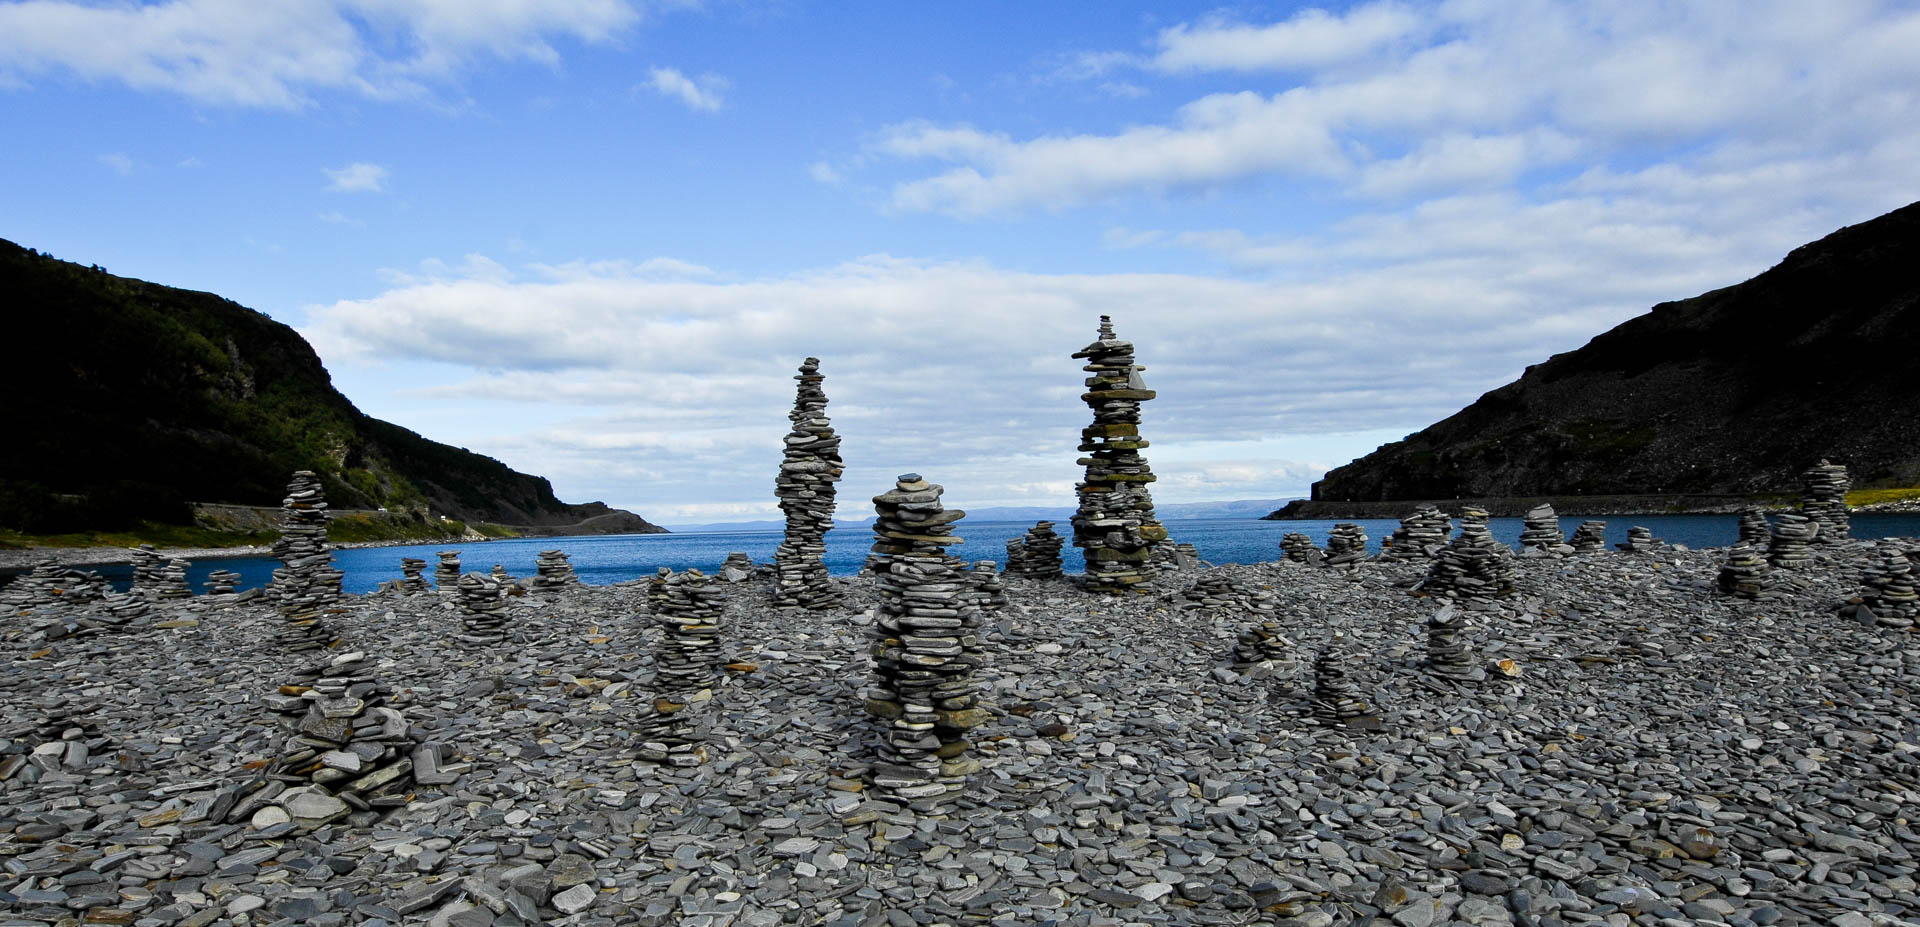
(0, 537, 501, 573)
(6, 537, 1920, 926)
(1267, 495, 1797, 520)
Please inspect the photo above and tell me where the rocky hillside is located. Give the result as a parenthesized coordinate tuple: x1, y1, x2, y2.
(1309, 200, 1920, 504)
(0, 239, 663, 536)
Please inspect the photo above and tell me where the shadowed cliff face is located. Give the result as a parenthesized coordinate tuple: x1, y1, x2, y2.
(0, 239, 662, 534)
(1313, 199, 1920, 502)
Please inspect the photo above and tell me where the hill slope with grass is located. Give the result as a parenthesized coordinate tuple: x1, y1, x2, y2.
(0, 239, 662, 539)
(1307, 200, 1920, 505)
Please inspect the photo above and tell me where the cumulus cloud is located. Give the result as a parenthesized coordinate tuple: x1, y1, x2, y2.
(645, 66, 726, 112)
(0, 0, 642, 107)
(324, 162, 388, 192)
(873, 1, 1920, 215)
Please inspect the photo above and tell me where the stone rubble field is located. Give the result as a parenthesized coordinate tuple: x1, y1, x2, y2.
(5, 541, 1920, 927)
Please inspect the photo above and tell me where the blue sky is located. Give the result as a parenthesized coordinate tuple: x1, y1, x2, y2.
(5, 1, 1920, 523)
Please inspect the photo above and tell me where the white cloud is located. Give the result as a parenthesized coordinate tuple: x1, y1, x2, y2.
(808, 161, 843, 185)
(645, 65, 726, 112)
(98, 152, 133, 175)
(0, 0, 642, 107)
(874, 1, 1920, 215)
(325, 161, 388, 192)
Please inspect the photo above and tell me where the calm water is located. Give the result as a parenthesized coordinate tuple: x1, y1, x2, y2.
(35, 513, 1920, 595)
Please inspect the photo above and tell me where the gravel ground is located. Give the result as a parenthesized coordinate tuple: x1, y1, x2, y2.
(4, 540, 1920, 927)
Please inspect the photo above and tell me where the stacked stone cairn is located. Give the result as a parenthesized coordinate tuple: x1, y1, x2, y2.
(1180, 574, 1245, 614)
(1426, 606, 1475, 680)
(772, 357, 845, 609)
(1069, 317, 1169, 594)
(1, 559, 70, 610)
(1570, 521, 1608, 553)
(204, 570, 242, 598)
(1801, 460, 1851, 543)
(1311, 637, 1372, 724)
(865, 474, 986, 811)
(398, 558, 430, 595)
(1618, 526, 1659, 553)
(155, 558, 193, 600)
(1004, 521, 1065, 579)
(1737, 510, 1771, 547)
(1717, 544, 1770, 599)
(261, 649, 433, 829)
(270, 471, 344, 651)
(434, 551, 462, 592)
(637, 569, 727, 765)
(532, 550, 578, 593)
(1418, 508, 1516, 612)
(1518, 503, 1572, 555)
(1324, 523, 1368, 568)
(967, 560, 1008, 611)
(1229, 593, 1292, 673)
(1173, 542, 1203, 569)
(719, 552, 755, 583)
(1381, 505, 1450, 561)
(1768, 514, 1818, 569)
(128, 544, 166, 599)
(645, 567, 672, 612)
(1280, 533, 1321, 564)
(454, 573, 509, 647)
(1855, 541, 1919, 628)
(489, 564, 514, 588)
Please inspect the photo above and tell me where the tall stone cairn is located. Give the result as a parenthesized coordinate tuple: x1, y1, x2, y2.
(1859, 541, 1919, 628)
(128, 544, 166, 599)
(1005, 521, 1065, 579)
(1569, 520, 1608, 553)
(455, 573, 508, 646)
(1311, 636, 1371, 724)
(865, 474, 986, 811)
(1717, 543, 1769, 599)
(636, 569, 728, 765)
(1325, 523, 1368, 568)
(1418, 507, 1516, 612)
(645, 567, 672, 612)
(1737, 510, 1771, 547)
(1382, 505, 1450, 561)
(1518, 503, 1568, 554)
(204, 570, 241, 598)
(271, 471, 343, 651)
(433, 551, 461, 592)
(1801, 460, 1851, 543)
(532, 550, 577, 594)
(156, 558, 193, 600)
(1070, 316, 1168, 594)
(1768, 514, 1818, 569)
(772, 357, 845, 609)
(967, 560, 1009, 611)
(399, 558, 430, 594)
(1426, 606, 1474, 679)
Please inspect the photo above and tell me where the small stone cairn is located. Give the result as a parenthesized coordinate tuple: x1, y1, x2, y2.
(1381, 505, 1450, 561)
(1618, 526, 1659, 553)
(1070, 317, 1169, 594)
(865, 474, 986, 811)
(262, 650, 432, 829)
(1737, 509, 1771, 547)
(1180, 574, 1245, 614)
(1426, 606, 1475, 679)
(1280, 533, 1321, 564)
(1768, 514, 1818, 569)
(1311, 637, 1371, 724)
(719, 552, 755, 583)
(398, 558, 430, 595)
(489, 564, 515, 589)
(532, 550, 578, 593)
(1417, 508, 1516, 611)
(1801, 460, 1851, 544)
(455, 573, 509, 646)
(1324, 523, 1368, 568)
(1716, 544, 1769, 599)
(1518, 503, 1572, 556)
(1855, 541, 1918, 628)
(434, 551, 461, 592)
(271, 471, 343, 651)
(1005, 521, 1065, 579)
(155, 558, 193, 600)
(1569, 520, 1608, 553)
(128, 544, 166, 599)
(204, 570, 241, 598)
(1, 559, 69, 610)
(645, 567, 672, 612)
(772, 357, 845, 609)
(1228, 593, 1291, 673)
(637, 569, 727, 765)
(967, 560, 1008, 610)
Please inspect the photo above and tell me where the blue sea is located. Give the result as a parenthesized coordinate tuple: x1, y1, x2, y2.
(34, 513, 1920, 596)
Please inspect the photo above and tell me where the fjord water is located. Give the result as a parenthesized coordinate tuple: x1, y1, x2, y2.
(77, 513, 1920, 595)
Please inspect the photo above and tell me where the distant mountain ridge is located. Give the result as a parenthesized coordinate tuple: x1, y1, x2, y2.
(0, 239, 663, 536)
(1309, 200, 1920, 504)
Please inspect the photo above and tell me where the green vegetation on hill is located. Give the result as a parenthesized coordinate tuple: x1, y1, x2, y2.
(0, 239, 663, 538)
